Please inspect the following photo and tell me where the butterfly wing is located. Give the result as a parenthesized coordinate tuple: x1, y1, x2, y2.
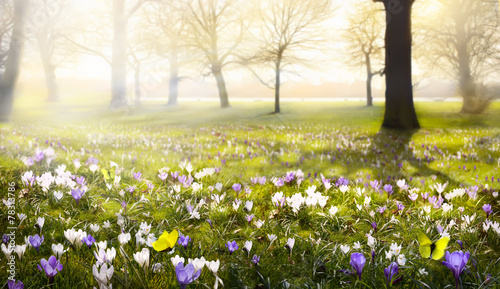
(101, 169, 110, 180)
(431, 236, 450, 260)
(166, 230, 179, 248)
(152, 238, 167, 252)
(418, 232, 432, 259)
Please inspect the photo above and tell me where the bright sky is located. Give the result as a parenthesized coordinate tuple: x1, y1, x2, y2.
(55, 1, 360, 84)
(32, 0, 438, 92)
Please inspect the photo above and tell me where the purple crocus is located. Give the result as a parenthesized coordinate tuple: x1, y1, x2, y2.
(7, 280, 24, 289)
(456, 240, 464, 250)
(175, 262, 201, 289)
(384, 262, 400, 285)
(2, 234, 9, 244)
(442, 251, 469, 288)
(71, 188, 85, 205)
(482, 204, 492, 218)
(82, 235, 96, 248)
(397, 202, 405, 211)
(350, 252, 366, 280)
(225, 241, 239, 254)
(133, 172, 142, 180)
(232, 183, 241, 192)
(75, 176, 86, 186)
(206, 219, 213, 228)
(178, 235, 191, 248)
(383, 184, 393, 195)
(370, 180, 380, 190)
(252, 254, 260, 264)
(29, 234, 44, 252)
(37, 255, 63, 282)
(371, 222, 377, 233)
(245, 214, 254, 223)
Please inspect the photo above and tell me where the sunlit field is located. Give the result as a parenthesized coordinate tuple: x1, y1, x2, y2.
(1, 102, 499, 288)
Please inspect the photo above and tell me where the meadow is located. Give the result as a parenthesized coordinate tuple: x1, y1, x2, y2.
(0, 101, 499, 288)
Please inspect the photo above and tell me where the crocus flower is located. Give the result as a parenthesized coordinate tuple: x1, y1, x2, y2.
(51, 243, 67, 258)
(225, 241, 238, 254)
(37, 255, 63, 282)
(133, 248, 150, 268)
(206, 219, 213, 228)
(92, 263, 114, 288)
(384, 262, 399, 285)
(252, 255, 260, 264)
(2, 234, 9, 244)
(7, 280, 24, 289)
(456, 240, 464, 250)
(232, 183, 241, 192)
(133, 172, 142, 180)
(350, 253, 366, 280)
(384, 184, 393, 195)
(482, 204, 492, 218)
(178, 235, 191, 248)
(71, 188, 85, 205)
(175, 262, 201, 289)
(442, 250, 469, 287)
(29, 234, 44, 253)
(82, 235, 96, 248)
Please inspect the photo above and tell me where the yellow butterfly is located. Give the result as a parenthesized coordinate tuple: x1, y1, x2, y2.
(152, 230, 179, 252)
(418, 232, 449, 260)
(101, 168, 116, 180)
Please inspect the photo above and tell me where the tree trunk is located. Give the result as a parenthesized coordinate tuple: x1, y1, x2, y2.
(110, 0, 128, 109)
(212, 63, 230, 108)
(455, 13, 477, 113)
(167, 41, 179, 106)
(134, 63, 141, 106)
(365, 52, 373, 107)
(36, 31, 59, 102)
(274, 55, 282, 113)
(0, 0, 29, 122)
(380, 0, 420, 129)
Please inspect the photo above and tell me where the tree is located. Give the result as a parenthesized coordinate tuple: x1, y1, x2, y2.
(146, 1, 188, 106)
(244, 0, 332, 113)
(422, 0, 500, 114)
(0, 0, 29, 122)
(344, 3, 384, 107)
(373, 0, 420, 129)
(0, 1, 14, 78)
(183, 0, 246, 108)
(28, 0, 72, 102)
(65, 0, 150, 109)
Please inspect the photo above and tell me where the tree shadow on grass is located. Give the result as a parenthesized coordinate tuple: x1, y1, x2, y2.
(294, 127, 463, 188)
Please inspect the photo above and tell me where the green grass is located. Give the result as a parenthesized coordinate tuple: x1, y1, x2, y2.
(1, 100, 499, 288)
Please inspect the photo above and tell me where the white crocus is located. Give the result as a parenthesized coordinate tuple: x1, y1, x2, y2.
(90, 224, 101, 233)
(243, 240, 252, 253)
(244, 200, 253, 212)
(188, 257, 206, 272)
(1, 244, 11, 259)
(133, 248, 150, 268)
(268, 234, 277, 243)
(340, 244, 350, 254)
(52, 243, 67, 258)
(15, 244, 27, 260)
(93, 263, 114, 287)
(118, 232, 131, 246)
(53, 191, 63, 201)
(36, 217, 45, 229)
(171, 255, 185, 267)
(206, 259, 220, 273)
(329, 206, 339, 216)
